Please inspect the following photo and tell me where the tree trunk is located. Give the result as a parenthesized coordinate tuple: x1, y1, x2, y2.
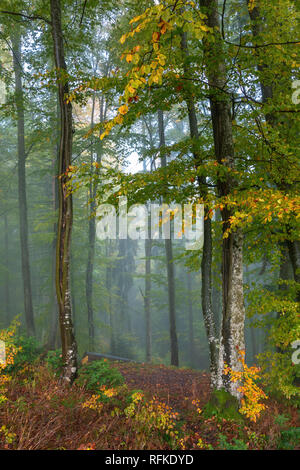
(181, 31, 219, 385)
(158, 109, 179, 367)
(186, 271, 195, 368)
(46, 96, 60, 350)
(3, 213, 11, 327)
(48, 147, 59, 350)
(145, 230, 152, 362)
(50, 0, 77, 383)
(11, 30, 35, 337)
(201, 0, 246, 397)
(86, 94, 96, 351)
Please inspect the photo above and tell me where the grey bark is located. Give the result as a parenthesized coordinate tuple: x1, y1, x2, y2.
(3, 213, 10, 326)
(200, 0, 246, 397)
(186, 271, 195, 368)
(181, 31, 219, 385)
(145, 231, 152, 362)
(158, 109, 179, 367)
(12, 29, 35, 337)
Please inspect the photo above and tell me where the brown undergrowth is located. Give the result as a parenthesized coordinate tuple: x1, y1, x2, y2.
(0, 361, 298, 450)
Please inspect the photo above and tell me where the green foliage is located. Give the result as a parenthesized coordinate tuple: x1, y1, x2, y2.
(75, 360, 125, 391)
(45, 350, 64, 377)
(274, 413, 290, 427)
(203, 389, 243, 423)
(218, 433, 248, 450)
(6, 335, 40, 373)
(277, 427, 300, 450)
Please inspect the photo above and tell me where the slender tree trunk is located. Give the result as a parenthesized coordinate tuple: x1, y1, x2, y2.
(158, 109, 179, 367)
(201, 0, 245, 397)
(11, 30, 35, 337)
(48, 150, 59, 349)
(47, 96, 60, 350)
(3, 214, 10, 327)
(50, 0, 77, 383)
(186, 271, 195, 368)
(145, 229, 152, 362)
(86, 94, 96, 351)
(106, 241, 115, 354)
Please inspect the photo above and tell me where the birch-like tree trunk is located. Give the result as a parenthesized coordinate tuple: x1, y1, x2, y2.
(50, 0, 77, 383)
(201, 0, 246, 397)
(181, 31, 219, 385)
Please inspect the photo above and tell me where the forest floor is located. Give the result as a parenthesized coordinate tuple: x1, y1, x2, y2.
(0, 360, 299, 450)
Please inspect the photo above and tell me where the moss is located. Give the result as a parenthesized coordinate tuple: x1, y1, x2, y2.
(203, 388, 243, 423)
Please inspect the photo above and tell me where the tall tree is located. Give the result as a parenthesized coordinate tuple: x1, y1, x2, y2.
(50, 0, 77, 383)
(11, 28, 35, 336)
(201, 0, 246, 397)
(181, 31, 219, 386)
(158, 109, 179, 367)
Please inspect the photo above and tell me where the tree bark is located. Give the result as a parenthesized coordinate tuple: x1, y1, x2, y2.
(186, 271, 195, 368)
(11, 29, 35, 337)
(181, 31, 219, 385)
(200, 0, 246, 397)
(145, 229, 152, 362)
(86, 94, 97, 351)
(46, 95, 60, 350)
(3, 213, 11, 327)
(50, 0, 77, 383)
(158, 109, 179, 367)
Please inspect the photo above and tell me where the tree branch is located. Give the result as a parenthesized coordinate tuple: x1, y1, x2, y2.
(0, 10, 51, 25)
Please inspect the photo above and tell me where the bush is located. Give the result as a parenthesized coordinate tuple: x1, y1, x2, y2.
(45, 349, 63, 377)
(218, 433, 248, 450)
(277, 427, 300, 450)
(75, 360, 125, 391)
(6, 335, 40, 373)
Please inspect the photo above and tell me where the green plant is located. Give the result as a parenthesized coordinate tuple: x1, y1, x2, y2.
(9, 335, 41, 372)
(218, 433, 248, 450)
(45, 349, 63, 377)
(203, 389, 243, 423)
(13, 396, 28, 413)
(274, 413, 290, 427)
(277, 427, 300, 450)
(75, 360, 125, 391)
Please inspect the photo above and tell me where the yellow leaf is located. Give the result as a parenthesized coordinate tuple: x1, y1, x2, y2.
(119, 104, 129, 115)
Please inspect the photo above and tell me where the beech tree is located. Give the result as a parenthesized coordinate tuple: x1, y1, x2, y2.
(50, 0, 77, 383)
